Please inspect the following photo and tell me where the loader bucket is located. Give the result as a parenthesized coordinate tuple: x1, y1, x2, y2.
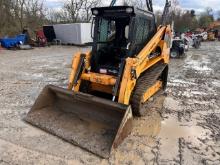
(24, 85, 132, 158)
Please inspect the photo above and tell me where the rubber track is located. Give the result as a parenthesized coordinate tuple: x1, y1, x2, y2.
(131, 63, 167, 116)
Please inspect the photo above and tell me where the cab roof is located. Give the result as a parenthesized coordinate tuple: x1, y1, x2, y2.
(91, 6, 154, 19)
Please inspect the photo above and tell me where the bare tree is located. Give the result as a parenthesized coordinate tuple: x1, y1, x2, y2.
(81, 0, 101, 22)
(64, 0, 84, 22)
(125, 0, 144, 9)
(0, 0, 47, 36)
(47, 9, 62, 24)
(47, 8, 71, 24)
(25, 0, 46, 30)
(0, 0, 19, 36)
(63, 0, 101, 23)
(12, 0, 26, 31)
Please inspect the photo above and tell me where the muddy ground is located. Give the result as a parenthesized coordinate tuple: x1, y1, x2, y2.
(0, 42, 219, 165)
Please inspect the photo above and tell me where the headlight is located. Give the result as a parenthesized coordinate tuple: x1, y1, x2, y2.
(93, 10, 99, 15)
(126, 7, 133, 13)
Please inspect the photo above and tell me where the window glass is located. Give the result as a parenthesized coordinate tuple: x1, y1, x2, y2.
(135, 17, 151, 44)
(98, 18, 116, 42)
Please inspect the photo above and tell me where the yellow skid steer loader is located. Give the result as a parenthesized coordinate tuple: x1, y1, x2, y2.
(25, 0, 172, 158)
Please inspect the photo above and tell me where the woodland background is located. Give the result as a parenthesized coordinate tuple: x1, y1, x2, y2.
(0, 0, 220, 36)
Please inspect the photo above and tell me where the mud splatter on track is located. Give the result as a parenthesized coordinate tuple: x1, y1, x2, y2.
(0, 42, 219, 164)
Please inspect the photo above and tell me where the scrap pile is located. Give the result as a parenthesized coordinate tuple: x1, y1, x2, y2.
(0, 34, 29, 49)
(0, 28, 49, 50)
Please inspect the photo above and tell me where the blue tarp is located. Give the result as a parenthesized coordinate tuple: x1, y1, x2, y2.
(0, 34, 27, 48)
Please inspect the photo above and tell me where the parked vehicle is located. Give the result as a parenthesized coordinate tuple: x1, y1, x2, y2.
(192, 36, 201, 49)
(170, 38, 186, 58)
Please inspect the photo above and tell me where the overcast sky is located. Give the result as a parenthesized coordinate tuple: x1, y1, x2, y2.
(45, 0, 220, 16)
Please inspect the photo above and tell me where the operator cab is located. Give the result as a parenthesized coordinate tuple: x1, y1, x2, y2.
(91, 6, 156, 76)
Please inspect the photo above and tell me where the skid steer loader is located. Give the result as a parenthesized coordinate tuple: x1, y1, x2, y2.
(25, 0, 172, 158)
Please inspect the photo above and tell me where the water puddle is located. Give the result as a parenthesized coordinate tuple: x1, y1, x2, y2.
(158, 115, 210, 161)
(160, 116, 205, 143)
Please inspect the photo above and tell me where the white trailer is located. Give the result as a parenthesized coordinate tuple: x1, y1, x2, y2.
(53, 23, 92, 45)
